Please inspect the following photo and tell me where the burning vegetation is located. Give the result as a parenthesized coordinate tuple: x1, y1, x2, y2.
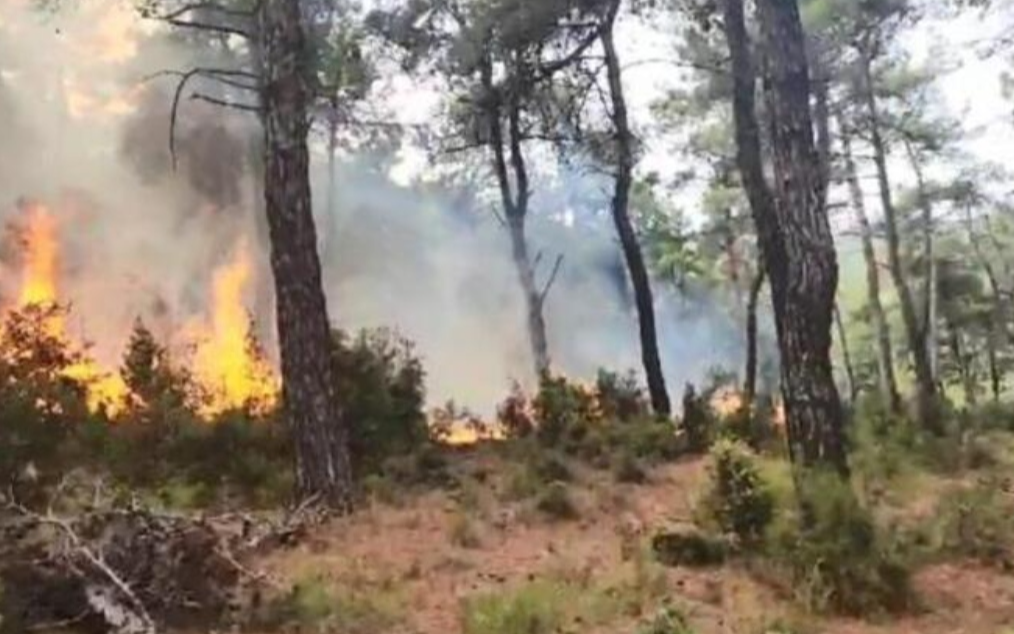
(0, 199, 279, 418)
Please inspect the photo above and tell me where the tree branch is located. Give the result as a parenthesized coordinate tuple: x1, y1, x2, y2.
(191, 92, 262, 113)
(538, 254, 565, 305)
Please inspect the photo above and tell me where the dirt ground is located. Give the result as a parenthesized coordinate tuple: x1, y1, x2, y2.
(259, 456, 1014, 634)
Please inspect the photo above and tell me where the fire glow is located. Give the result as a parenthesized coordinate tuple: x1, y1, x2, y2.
(2, 201, 279, 418)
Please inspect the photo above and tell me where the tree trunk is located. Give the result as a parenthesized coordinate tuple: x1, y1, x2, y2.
(322, 99, 340, 265)
(858, 49, 939, 431)
(481, 57, 551, 378)
(947, 318, 976, 406)
(905, 141, 939, 383)
(840, 118, 902, 412)
(257, 0, 352, 509)
(723, 0, 848, 476)
(743, 266, 766, 409)
(601, 8, 671, 416)
(834, 303, 859, 402)
(988, 331, 1002, 401)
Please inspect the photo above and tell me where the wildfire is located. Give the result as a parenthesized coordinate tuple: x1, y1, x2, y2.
(9, 202, 129, 414)
(18, 203, 60, 312)
(192, 240, 279, 416)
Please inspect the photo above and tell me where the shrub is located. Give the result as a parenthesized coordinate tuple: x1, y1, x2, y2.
(770, 471, 912, 615)
(261, 575, 403, 634)
(680, 383, 713, 453)
(636, 605, 695, 634)
(596, 369, 648, 422)
(652, 530, 728, 568)
(613, 450, 648, 484)
(698, 440, 774, 546)
(535, 482, 579, 521)
(461, 581, 567, 634)
(330, 328, 428, 477)
(933, 478, 1014, 567)
(533, 374, 599, 447)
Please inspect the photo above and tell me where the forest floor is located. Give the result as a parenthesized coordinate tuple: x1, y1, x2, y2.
(243, 448, 1014, 634)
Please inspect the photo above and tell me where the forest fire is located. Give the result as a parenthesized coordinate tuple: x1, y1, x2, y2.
(191, 239, 279, 416)
(2, 200, 279, 418)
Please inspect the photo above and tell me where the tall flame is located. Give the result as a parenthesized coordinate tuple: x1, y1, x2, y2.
(12, 202, 128, 414)
(18, 203, 60, 311)
(194, 239, 278, 415)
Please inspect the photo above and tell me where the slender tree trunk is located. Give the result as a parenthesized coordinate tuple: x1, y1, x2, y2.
(858, 49, 939, 430)
(905, 141, 939, 382)
(834, 304, 859, 402)
(483, 59, 551, 377)
(947, 318, 976, 406)
(988, 331, 1002, 401)
(601, 8, 671, 416)
(743, 266, 766, 409)
(723, 0, 848, 476)
(257, 0, 352, 508)
(840, 119, 902, 412)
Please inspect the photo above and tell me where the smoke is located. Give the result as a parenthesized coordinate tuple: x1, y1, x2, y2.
(0, 0, 754, 417)
(313, 159, 750, 414)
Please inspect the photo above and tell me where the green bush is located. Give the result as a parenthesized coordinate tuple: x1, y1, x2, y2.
(698, 439, 774, 546)
(461, 581, 568, 634)
(933, 478, 1014, 567)
(596, 369, 648, 422)
(680, 383, 713, 453)
(261, 575, 403, 633)
(652, 530, 728, 568)
(770, 471, 912, 615)
(331, 328, 429, 477)
(533, 374, 599, 447)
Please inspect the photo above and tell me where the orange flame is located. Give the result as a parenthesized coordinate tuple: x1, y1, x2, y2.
(18, 203, 60, 311)
(193, 240, 278, 416)
(12, 202, 128, 415)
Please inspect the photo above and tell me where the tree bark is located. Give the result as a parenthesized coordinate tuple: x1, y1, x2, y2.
(722, 0, 848, 476)
(840, 118, 902, 412)
(257, 0, 352, 508)
(857, 48, 939, 431)
(743, 266, 766, 408)
(482, 57, 551, 378)
(601, 7, 671, 416)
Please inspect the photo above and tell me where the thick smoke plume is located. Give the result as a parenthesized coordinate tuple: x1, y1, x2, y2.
(0, 0, 752, 416)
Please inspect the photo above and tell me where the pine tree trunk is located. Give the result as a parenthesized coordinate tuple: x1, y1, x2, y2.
(601, 9, 671, 417)
(507, 213, 550, 376)
(858, 50, 939, 431)
(723, 0, 848, 476)
(743, 267, 766, 408)
(258, 0, 352, 509)
(840, 120, 902, 412)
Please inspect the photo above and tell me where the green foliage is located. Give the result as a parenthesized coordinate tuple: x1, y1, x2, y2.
(698, 440, 774, 546)
(680, 383, 713, 453)
(612, 450, 648, 484)
(262, 575, 403, 634)
(331, 328, 429, 477)
(532, 374, 600, 447)
(461, 580, 568, 634)
(651, 530, 728, 568)
(770, 472, 912, 615)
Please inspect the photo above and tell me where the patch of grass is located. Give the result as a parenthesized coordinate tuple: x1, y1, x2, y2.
(613, 450, 649, 484)
(460, 580, 569, 634)
(652, 530, 728, 568)
(261, 574, 404, 634)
